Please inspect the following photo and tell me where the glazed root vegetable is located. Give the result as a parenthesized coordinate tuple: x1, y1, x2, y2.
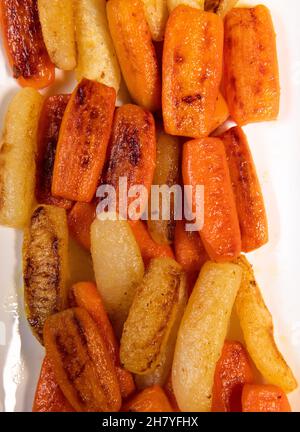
(235, 256, 297, 393)
(101, 104, 156, 221)
(0, 88, 43, 228)
(162, 7, 223, 138)
(33, 357, 75, 412)
(147, 131, 180, 245)
(182, 138, 241, 262)
(204, 0, 238, 17)
(71, 282, 135, 399)
(164, 374, 180, 411)
(68, 238, 95, 286)
(172, 261, 242, 412)
(52, 79, 116, 202)
(107, 0, 161, 111)
(74, 0, 120, 92)
(223, 6, 280, 126)
(167, 0, 204, 11)
(91, 214, 145, 336)
(44, 308, 122, 412)
(23, 205, 69, 344)
(0, 0, 54, 88)
(221, 127, 268, 252)
(242, 384, 291, 413)
(38, 0, 76, 70)
(123, 385, 173, 412)
(121, 258, 187, 377)
(67, 201, 97, 250)
(129, 220, 175, 267)
(141, 0, 169, 41)
(210, 92, 229, 134)
(36, 95, 72, 210)
(212, 340, 255, 412)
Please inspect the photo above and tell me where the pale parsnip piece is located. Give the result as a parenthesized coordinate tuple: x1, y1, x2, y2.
(204, 0, 238, 18)
(38, 0, 76, 70)
(0, 88, 43, 228)
(74, 0, 121, 92)
(121, 258, 187, 376)
(91, 213, 144, 336)
(141, 0, 169, 41)
(68, 238, 95, 287)
(167, 0, 204, 12)
(172, 261, 242, 412)
(235, 256, 297, 393)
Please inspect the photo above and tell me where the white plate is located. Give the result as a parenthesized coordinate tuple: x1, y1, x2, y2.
(0, 0, 300, 412)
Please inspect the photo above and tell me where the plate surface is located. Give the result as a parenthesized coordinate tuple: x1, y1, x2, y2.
(0, 0, 300, 412)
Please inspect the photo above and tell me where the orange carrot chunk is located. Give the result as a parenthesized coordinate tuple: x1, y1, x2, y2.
(182, 138, 241, 262)
(162, 7, 224, 138)
(68, 201, 97, 250)
(224, 6, 280, 126)
(0, 0, 54, 89)
(123, 385, 173, 412)
(212, 340, 255, 412)
(52, 79, 116, 202)
(242, 384, 291, 413)
(220, 127, 268, 252)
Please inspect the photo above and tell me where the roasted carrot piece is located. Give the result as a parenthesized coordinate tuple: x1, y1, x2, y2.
(52, 79, 116, 202)
(212, 340, 255, 412)
(107, 0, 161, 112)
(33, 356, 75, 412)
(71, 282, 135, 400)
(242, 384, 291, 413)
(36, 95, 72, 210)
(164, 374, 180, 412)
(0, 0, 54, 89)
(210, 92, 229, 134)
(162, 7, 223, 138)
(223, 6, 280, 126)
(101, 104, 156, 222)
(182, 138, 241, 262)
(44, 308, 122, 412)
(123, 386, 173, 412)
(220, 127, 268, 252)
(67, 201, 97, 250)
(129, 220, 175, 266)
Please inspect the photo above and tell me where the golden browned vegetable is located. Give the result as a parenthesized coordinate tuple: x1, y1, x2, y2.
(167, 0, 204, 11)
(172, 261, 242, 411)
(0, 88, 43, 228)
(204, 0, 238, 17)
(23, 205, 69, 344)
(120, 258, 187, 378)
(141, 0, 169, 41)
(235, 256, 297, 393)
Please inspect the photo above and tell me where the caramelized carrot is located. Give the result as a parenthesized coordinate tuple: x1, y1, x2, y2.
(182, 138, 241, 262)
(224, 6, 280, 125)
(107, 0, 161, 112)
(68, 201, 97, 250)
(123, 385, 173, 412)
(164, 374, 180, 412)
(72, 282, 135, 400)
(52, 79, 116, 202)
(162, 7, 223, 138)
(101, 104, 156, 222)
(0, 0, 54, 88)
(36, 95, 72, 209)
(220, 127, 268, 252)
(129, 220, 175, 266)
(44, 308, 122, 412)
(242, 384, 291, 413)
(212, 341, 255, 412)
(33, 356, 75, 412)
(210, 93, 229, 134)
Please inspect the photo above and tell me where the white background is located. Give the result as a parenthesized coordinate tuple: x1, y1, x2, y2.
(0, 0, 300, 412)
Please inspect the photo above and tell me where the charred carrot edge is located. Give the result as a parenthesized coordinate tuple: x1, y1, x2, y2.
(164, 374, 180, 412)
(223, 6, 280, 126)
(122, 385, 173, 412)
(220, 127, 268, 252)
(107, 0, 161, 112)
(242, 384, 291, 413)
(0, 0, 54, 89)
(36, 95, 72, 209)
(72, 282, 135, 400)
(162, 7, 224, 138)
(182, 138, 241, 262)
(67, 201, 97, 250)
(33, 356, 75, 412)
(212, 340, 255, 412)
(129, 220, 174, 266)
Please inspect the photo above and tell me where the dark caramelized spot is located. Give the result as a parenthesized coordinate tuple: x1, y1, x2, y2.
(76, 86, 86, 106)
(182, 94, 202, 104)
